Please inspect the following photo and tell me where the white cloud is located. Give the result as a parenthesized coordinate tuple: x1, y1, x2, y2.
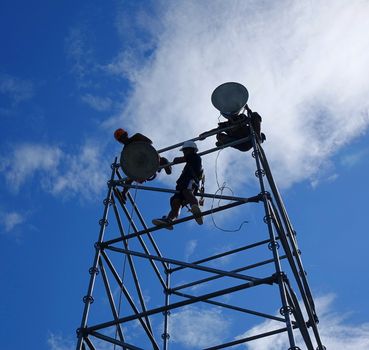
(0, 73, 34, 104)
(237, 294, 369, 350)
(0, 141, 108, 200)
(47, 333, 74, 350)
(310, 172, 339, 189)
(0, 211, 25, 232)
(108, 0, 369, 192)
(0, 144, 62, 192)
(47, 330, 137, 350)
(184, 239, 198, 261)
(50, 142, 107, 200)
(81, 93, 113, 112)
(170, 306, 230, 348)
(65, 27, 93, 82)
(340, 148, 369, 168)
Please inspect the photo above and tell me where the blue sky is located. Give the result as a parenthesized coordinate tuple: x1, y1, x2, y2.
(1, 1, 369, 349)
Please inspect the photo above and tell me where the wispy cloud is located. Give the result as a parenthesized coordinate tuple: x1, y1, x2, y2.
(65, 27, 94, 82)
(47, 333, 74, 350)
(0, 72, 34, 105)
(47, 330, 134, 350)
(310, 172, 339, 189)
(108, 0, 369, 192)
(0, 141, 108, 200)
(0, 211, 25, 233)
(50, 142, 108, 200)
(170, 306, 230, 348)
(81, 93, 113, 112)
(0, 143, 62, 192)
(237, 294, 369, 350)
(184, 239, 198, 261)
(340, 148, 369, 168)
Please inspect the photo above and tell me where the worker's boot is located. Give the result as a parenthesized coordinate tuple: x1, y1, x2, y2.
(152, 216, 174, 230)
(191, 204, 203, 225)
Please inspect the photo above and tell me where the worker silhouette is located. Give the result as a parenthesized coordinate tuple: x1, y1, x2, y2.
(199, 106, 265, 152)
(114, 128, 172, 202)
(152, 140, 203, 230)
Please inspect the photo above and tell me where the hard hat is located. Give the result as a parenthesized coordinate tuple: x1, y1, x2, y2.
(180, 140, 198, 152)
(114, 128, 128, 140)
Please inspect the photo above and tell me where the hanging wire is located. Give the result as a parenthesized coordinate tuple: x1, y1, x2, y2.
(114, 186, 138, 349)
(210, 148, 248, 232)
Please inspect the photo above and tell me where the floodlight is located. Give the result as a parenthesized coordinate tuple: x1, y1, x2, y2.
(211, 82, 249, 117)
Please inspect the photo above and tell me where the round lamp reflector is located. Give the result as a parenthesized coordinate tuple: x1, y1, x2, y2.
(211, 82, 249, 117)
(120, 142, 159, 182)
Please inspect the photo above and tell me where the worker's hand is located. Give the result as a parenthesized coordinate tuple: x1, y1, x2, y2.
(172, 157, 182, 164)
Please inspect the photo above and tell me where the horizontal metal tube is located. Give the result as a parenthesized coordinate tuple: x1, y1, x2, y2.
(104, 246, 260, 283)
(157, 123, 244, 153)
(170, 238, 270, 273)
(114, 182, 259, 203)
(172, 290, 289, 323)
(171, 255, 287, 292)
(85, 276, 274, 333)
(89, 331, 144, 350)
(204, 325, 298, 350)
(102, 200, 246, 246)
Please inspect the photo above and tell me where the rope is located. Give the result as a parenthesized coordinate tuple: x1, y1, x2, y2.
(210, 149, 248, 232)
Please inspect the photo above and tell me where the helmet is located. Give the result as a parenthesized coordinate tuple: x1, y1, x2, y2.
(114, 128, 128, 140)
(180, 140, 198, 152)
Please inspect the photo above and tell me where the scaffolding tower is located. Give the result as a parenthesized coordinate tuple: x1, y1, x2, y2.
(76, 112, 326, 350)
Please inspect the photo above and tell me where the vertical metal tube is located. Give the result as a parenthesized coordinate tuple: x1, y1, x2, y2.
(127, 189, 169, 271)
(249, 123, 297, 348)
(257, 142, 325, 349)
(101, 251, 160, 350)
(76, 160, 117, 350)
(116, 169, 169, 272)
(162, 264, 171, 350)
(113, 192, 167, 288)
(98, 260, 126, 348)
(112, 200, 154, 333)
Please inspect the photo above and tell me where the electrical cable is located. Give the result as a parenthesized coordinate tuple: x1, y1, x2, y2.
(210, 149, 248, 232)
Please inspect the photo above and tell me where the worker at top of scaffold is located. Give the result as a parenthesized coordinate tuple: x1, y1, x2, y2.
(199, 81, 266, 152)
(152, 140, 204, 230)
(199, 105, 266, 152)
(114, 128, 172, 202)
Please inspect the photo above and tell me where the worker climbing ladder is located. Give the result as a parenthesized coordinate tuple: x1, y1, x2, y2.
(76, 83, 326, 350)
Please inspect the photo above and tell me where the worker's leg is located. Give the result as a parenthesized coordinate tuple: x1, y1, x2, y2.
(121, 178, 134, 202)
(120, 178, 134, 203)
(152, 193, 181, 230)
(218, 132, 252, 152)
(232, 142, 252, 152)
(182, 187, 203, 225)
(167, 196, 182, 220)
(251, 112, 262, 138)
(182, 189, 198, 206)
(216, 133, 233, 146)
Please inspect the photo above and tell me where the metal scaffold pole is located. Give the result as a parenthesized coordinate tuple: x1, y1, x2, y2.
(76, 83, 325, 350)
(76, 159, 117, 350)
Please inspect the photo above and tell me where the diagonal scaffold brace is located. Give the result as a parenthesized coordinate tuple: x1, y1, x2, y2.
(76, 117, 325, 350)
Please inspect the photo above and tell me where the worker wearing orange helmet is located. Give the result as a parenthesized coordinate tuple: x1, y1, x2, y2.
(114, 128, 172, 202)
(114, 128, 153, 146)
